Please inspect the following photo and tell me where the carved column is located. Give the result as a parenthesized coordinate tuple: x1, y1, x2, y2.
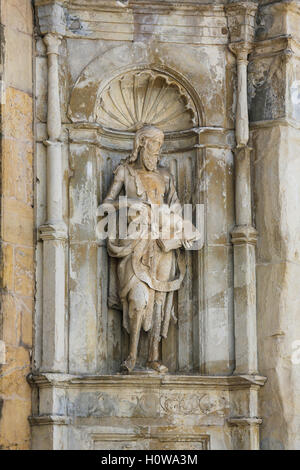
(226, 2, 258, 375)
(39, 32, 67, 372)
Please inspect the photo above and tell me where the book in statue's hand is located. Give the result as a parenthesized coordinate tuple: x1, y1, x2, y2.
(156, 237, 182, 252)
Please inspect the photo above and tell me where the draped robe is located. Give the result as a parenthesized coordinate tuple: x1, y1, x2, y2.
(104, 162, 186, 338)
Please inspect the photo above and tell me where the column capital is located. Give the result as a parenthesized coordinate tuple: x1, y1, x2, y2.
(43, 33, 62, 55)
(229, 41, 254, 63)
(234, 144, 252, 156)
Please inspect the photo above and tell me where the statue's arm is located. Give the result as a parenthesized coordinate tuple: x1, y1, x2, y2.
(166, 172, 182, 214)
(166, 171, 196, 249)
(103, 165, 125, 203)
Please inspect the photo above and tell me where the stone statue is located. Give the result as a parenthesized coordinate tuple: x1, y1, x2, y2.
(101, 126, 200, 373)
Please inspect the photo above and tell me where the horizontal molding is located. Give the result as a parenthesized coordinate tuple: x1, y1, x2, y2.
(35, 0, 228, 44)
(250, 117, 300, 130)
(227, 417, 263, 427)
(28, 372, 267, 389)
(68, 125, 235, 152)
(29, 415, 71, 426)
(66, 1, 226, 14)
(251, 36, 300, 61)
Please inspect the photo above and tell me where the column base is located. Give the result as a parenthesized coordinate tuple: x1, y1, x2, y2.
(40, 222, 67, 241)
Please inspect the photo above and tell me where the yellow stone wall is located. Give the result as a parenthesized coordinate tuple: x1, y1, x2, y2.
(0, 0, 34, 450)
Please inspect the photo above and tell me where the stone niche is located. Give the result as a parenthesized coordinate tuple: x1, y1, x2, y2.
(68, 65, 206, 376)
(32, 0, 266, 450)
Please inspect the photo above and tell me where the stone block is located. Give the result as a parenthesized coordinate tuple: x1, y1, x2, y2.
(2, 294, 19, 346)
(2, 139, 33, 205)
(20, 300, 33, 348)
(0, 396, 31, 450)
(0, 243, 14, 291)
(14, 247, 34, 297)
(4, 28, 33, 94)
(0, 345, 30, 398)
(0, 340, 6, 364)
(2, 197, 34, 246)
(1, 0, 33, 35)
(2, 87, 33, 141)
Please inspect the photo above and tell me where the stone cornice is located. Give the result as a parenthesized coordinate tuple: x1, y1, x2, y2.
(35, 0, 227, 13)
(251, 36, 300, 61)
(250, 117, 300, 130)
(28, 372, 267, 389)
(35, 1, 229, 44)
(63, 0, 227, 13)
(68, 125, 235, 151)
(259, 0, 300, 15)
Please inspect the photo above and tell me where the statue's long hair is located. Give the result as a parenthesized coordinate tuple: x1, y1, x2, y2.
(127, 125, 164, 164)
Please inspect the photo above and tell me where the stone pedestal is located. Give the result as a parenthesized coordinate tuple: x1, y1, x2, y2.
(29, 374, 266, 450)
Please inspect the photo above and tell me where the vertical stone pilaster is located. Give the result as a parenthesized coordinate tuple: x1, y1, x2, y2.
(231, 43, 252, 148)
(39, 29, 67, 372)
(226, 2, 259, 375)
(231, 226, 258, 374)
(250, 1, 300, 449)
(234, 145, 252, 226)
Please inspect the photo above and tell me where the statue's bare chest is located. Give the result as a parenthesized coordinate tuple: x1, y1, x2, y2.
(137, 170, 166, 204)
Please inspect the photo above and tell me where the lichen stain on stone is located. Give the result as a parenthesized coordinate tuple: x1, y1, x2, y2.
(69, 81, 99, 122)
(65, 12, 91, 37)
(255, 12, 274, 42)
(248, 56, 285, 122)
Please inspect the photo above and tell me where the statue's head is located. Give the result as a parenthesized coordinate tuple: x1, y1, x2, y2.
(129, 125, 164, 171)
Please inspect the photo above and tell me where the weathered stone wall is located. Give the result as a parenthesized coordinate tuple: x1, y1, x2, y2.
(0, 0, 34, 450)
(0, 0, 300, 451)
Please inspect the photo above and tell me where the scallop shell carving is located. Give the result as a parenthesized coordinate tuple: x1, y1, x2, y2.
(96, 70, 197, 132)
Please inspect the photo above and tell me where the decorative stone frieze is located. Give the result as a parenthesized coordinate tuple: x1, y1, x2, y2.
(28, 373, 266, 450)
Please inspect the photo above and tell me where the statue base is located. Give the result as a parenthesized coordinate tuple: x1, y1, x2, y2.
(123, 369, 165, 376)
(29, 373, 266, 450)
(120, 364, 168, 376)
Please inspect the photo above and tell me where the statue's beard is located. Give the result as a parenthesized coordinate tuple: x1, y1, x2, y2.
(142, 151, 158, 171)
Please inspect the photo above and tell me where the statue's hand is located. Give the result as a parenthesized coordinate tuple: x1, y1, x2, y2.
(182, 239, 194, 250)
